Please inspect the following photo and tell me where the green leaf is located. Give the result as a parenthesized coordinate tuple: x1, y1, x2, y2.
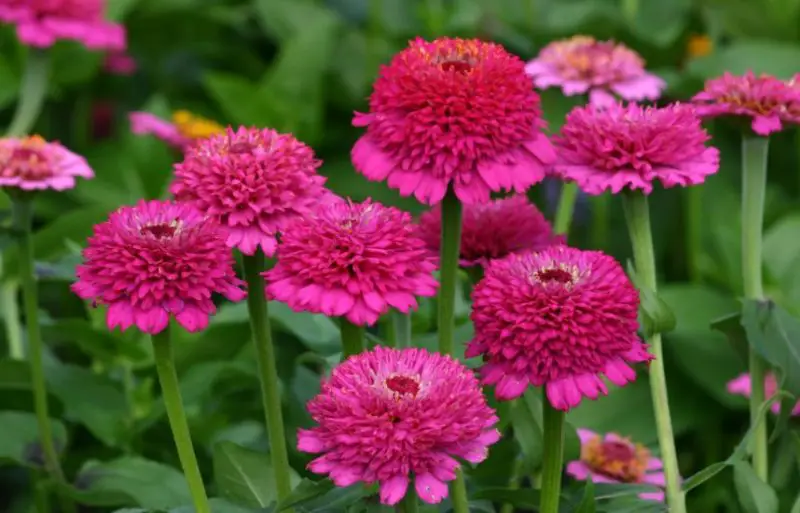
(791, 492, 800, 513)
(687, 40, 800, 80)
(203, 72, 275, 126)
(275, 479, 334, 512)
(741, 300, 800, 397)
(711, 312, 750, 367)
(253, 0, 340, 42)
(763, 214, 800, 307)
(213, 441, 300, 508)
(471, 488, 540, 508)
(42, 319, 149, 365)
(624, 0, 689, 46)
(575, 480, 596, 513)
(625, 261, 676, 337)
(733, 461, 778, 513)
(510, 394, 543, 472)
(0, 410, 67, 467)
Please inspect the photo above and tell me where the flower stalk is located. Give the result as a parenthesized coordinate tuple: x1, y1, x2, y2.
(539, 394, 566, 513)
(340, 318, 365, 357)
(393, 312, 412, 349)
(7, 49, 50, 137)
(553, 182, 579, 237)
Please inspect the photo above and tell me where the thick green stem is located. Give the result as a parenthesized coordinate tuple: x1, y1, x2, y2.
(242, 253, 294, 508)
(340, 318, 365, 357)
(393, 312, 412, 349)
(590, 194, 610, 250)
(0, 278, 24, 359)
(554, 183, 579, 237)
(622, 192, 686, 513)
(397, 491, 420, 513)
(151, 329, 210, 513)
(539, 393, 565, 513)
(741, 135, 769, 481)
(6, 50, 50, 137)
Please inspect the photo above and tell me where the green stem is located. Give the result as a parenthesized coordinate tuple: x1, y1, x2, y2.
(539, 393, 565, 513)
(6, 50, 50, 137)
(32, 470, 50, 513)
(0, 278, 24, 359)
(398, 491, 420, 513)
(241, 253, 294, 508)
(741, 135, 769, 481)
(151, 329, 210, 513)
(393, 312, 412, 349)
(554, 183, 579, 237)
(340, 318, 365, 357)
(622, 192, 686, 513)
(686, 186, 703, 282)
(382, 315, 397, 347)
(590, 194, 610, 249)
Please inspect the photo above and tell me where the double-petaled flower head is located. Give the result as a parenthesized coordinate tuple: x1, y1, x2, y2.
(0, 135, 94, 192)
(298, 347, 500, 505)
(72, 200, 246, 334)
(525, 36, 665, 107)
(416, 195, 563, 268)
(129, 111, 225, 151)
(265, 198, 438, 326)
(171, 126, 326, 256)
(692, 71, 800, 136)
(352, 37, 555, 206)
(728, 373, 800, 416)
(554, 102, 719, 195)
(468, 245, 653, 410)
(0, 0, 125, 50)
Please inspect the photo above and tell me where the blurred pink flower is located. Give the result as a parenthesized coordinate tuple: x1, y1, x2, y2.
(468, 246, 652, 410)
(104, 51, 136, 75)
(298, 346, 500, 505)
(129, 111, 225, 151)
(692, 71, 800, 136)
(171, 126, 326, 256)
(727, 373, 800, 416)
(265, 199, 438, 326)
(352, 37, 555, 206)
(525, 36, 665, 107)
(567, 429, 669, 501)
(0, 0, 125, 50)
(554, 102, 719, 195)
(0, 135, 93, 191)
(416, 195, 563, 267)
(72, 200, 246, 334)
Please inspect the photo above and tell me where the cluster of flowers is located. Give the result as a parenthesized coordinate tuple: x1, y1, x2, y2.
(3, 5, 800, 504)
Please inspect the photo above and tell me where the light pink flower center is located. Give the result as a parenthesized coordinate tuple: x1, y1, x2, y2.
(582, 435, 650, 482)
(140, 222, 178, 239)
(0, 136, 56, 181)
(385, 375, 420, 397)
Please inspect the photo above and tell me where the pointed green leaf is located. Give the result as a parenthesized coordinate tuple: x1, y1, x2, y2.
(733, 461, 778, 513)
(213, 441, 299, 509)
(575, 480, 596, 513)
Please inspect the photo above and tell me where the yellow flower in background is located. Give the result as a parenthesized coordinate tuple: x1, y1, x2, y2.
(687, 35, 713, 59)
(171, 110, 225, 140)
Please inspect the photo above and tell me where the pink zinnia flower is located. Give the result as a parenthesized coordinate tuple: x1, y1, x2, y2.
(525, 36, 666, 107)
(467, 246, 653, 410)
(298, 346, 500, 505)
(416, 195, 563, 267)
(554, 102, 719, 195)
(692, 71, 800, 136)
(71, 200, 246, 334)
(0, 135, 93, 191)
(727, 373, 800, 416)
(351, 37, 555, 206)
(567, 429, 668, 501)
(129, 111, 225, 151)
(104, 51, 136, 75)
(265, 199, 438, 326)
(0, 0, 125, 50)
(171, 126, 326, 256)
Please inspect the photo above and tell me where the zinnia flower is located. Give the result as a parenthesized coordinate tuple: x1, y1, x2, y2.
(554, 102, 719, 195)
(129, 111, 225, 151)
(416, 195, 563, 267)
(567, 429, 668, 501)
(265, 199, 438, 326)
(728, 373, 800, 416)
(0, 0, 125, 50)
(467, 245, 653, 409)
(71, 200, 246, 334)
(171, 126, 326, 256)
(298, 346, 500, 505)
(0, 135, 93, 191)
(351, 37, 555, 206)
(692, 71, 800, 136)
(525, 36, 665, 107)
(104, 51, 136, 75)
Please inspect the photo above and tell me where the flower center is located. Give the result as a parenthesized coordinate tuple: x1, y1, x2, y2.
(535, 268, 573, 284)
(140, 222, 178, 239)
(0, 136, 55, 181)
(582, 435, 649, 483)
(439, 59, 474, 74)
(385, 375, 420, 398)
(171, 110, 225, 140)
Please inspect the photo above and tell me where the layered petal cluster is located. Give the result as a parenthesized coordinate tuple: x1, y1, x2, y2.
(417, 195, 563, 267)
(265, 199, 438, 326)
(352, 37, 555, 205)
(171, 126, 326, 255)
(525, 36, 665, 106)
(0, 135, 94, 191)
(72, 200, 246, 334)
(554, 102, 719, 195)
(728, 373, 800, 416)
(298, 347, 500, 505)
(467, 246, 653, 410)
(692, 71, 800, 136)
(129, 111, 225, 151)
(567, 429, 669, 501)
(0, 0, 125, 50)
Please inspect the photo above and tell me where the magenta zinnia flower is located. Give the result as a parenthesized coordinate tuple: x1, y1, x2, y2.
(525, 36, 665, 107)
(554, 102, 719, 195)
(351, 37, 555, 206)
(72, 200, 246, 334)
(467, 246, 653, 410)
(0, 0, 125, 50)
(692, 71, 800, 136)
(0, 135, 93, 191)
(171, 126, 326, 256)
(728, 373, 800, 416)
(265, 199, 437, 326)
(298, 347, 500, 505)
(567, 429, 669, 501)
(417, 195, 563, 267)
